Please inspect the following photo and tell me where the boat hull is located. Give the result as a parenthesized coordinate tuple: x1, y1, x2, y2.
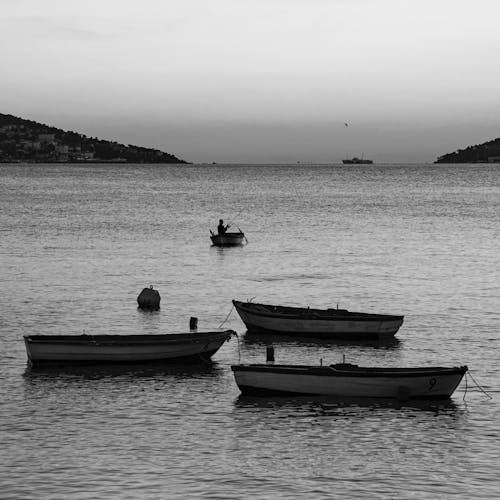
(24, 330, 234, 366)
(342, 158, 373, 164)
(233, 300, 403, 339)
(232, 364, 467, 399)
(210, 232, 245, 246)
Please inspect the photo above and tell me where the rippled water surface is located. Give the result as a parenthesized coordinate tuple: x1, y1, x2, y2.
(1, 163, 499, 498)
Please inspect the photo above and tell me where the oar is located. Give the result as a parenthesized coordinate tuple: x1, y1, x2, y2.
(237, 227, 249, 244)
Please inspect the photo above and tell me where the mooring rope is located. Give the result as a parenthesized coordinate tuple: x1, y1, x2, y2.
(216, 304, 242, 363)
(465, 370, 493, 400)
(235, 331, 241, 363)
(217, 304, 235, 329)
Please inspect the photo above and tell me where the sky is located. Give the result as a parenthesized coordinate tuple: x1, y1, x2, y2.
(1, 0, 500, 163)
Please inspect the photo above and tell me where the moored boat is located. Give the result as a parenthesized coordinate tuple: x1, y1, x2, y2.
(24, 330, 235, 366)
(231, 363, 468, 399)
(232, 300, 404, 340)
(210, 231, 246, 246)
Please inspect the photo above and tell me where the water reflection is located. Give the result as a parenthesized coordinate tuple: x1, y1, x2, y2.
(135, 308, 161, 318)
(210, 245, 246, 258)
(134, 308, 162, 334)
(234, 394, 462, 416)
(242, 332, 401, 349)
(23, 361, 223, 382)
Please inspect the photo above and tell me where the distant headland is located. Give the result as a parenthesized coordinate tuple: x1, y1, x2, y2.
(0, 113, 187, 164)
(435, 137, 500, 164)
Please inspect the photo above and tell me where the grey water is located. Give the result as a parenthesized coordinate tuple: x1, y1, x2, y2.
(0, 163, 499, 499)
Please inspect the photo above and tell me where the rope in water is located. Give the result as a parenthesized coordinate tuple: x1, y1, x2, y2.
(234, 331, 241, 363)
(217, 304, 242, 363)
(464, 370, 493, 400)
(217, 304, 234, 329)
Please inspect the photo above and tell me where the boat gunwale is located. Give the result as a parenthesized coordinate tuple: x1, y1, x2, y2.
(231, 364, 468, 378)
(211, 232, 245, 238)
(24, 330, 235, 346)
(232, 300, 403, 322)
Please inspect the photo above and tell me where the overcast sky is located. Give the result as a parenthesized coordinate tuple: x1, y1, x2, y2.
(1, 0, 499, 163)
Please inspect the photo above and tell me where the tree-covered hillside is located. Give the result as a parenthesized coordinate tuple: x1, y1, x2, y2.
(435, 137, 500, 163)
(0, 113, 187, 163)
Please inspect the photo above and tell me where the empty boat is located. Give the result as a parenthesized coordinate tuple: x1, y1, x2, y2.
(24, 330, 235, 366)
(232, 300, 404, 340)
(231, 362, 468, 400)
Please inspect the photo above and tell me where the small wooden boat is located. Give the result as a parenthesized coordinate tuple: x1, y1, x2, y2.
(232, 300, 404, 340)
(231, 363, 468, 399)
(24, 330, 235, 366)
(210, 230, 246, 246)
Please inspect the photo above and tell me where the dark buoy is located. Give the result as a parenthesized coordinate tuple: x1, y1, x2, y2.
(137, 285, 161, 310)
(190, 317, 198, 330)
(266, 345, 275, 364)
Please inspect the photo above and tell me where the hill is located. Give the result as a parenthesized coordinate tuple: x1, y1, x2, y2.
(0, 113, 187, 163)
(435, 137, 500, 163)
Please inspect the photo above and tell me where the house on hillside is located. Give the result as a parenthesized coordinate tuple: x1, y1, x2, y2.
(38, 133, 55, 143)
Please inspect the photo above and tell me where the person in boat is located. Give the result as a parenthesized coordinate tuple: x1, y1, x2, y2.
(217, 219, 230, 235)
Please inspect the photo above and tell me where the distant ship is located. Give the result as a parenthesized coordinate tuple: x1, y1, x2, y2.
(342, 156, 373, 164)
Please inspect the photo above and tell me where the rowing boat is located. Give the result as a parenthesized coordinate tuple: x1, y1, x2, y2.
(231, 363, 467, 399)
(24, 330, 235, 366)
(232, 300, 404, 340)
(210, 231, 246, 246)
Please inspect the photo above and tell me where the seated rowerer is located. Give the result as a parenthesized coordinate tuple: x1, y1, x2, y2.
(217, 219, 229, 235)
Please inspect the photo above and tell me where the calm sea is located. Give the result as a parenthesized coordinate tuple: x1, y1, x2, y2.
(1, 163, 499, 499)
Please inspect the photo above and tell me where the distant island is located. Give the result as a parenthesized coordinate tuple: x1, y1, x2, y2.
(0, 113, 187, 164)
(435, 137, 500, 163)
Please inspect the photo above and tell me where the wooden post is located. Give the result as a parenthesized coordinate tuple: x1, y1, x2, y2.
(266, 345, 275, 364)
(190, 317, 198, 330)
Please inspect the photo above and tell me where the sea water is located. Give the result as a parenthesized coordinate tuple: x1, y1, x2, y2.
(0, 163, 499, 499)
